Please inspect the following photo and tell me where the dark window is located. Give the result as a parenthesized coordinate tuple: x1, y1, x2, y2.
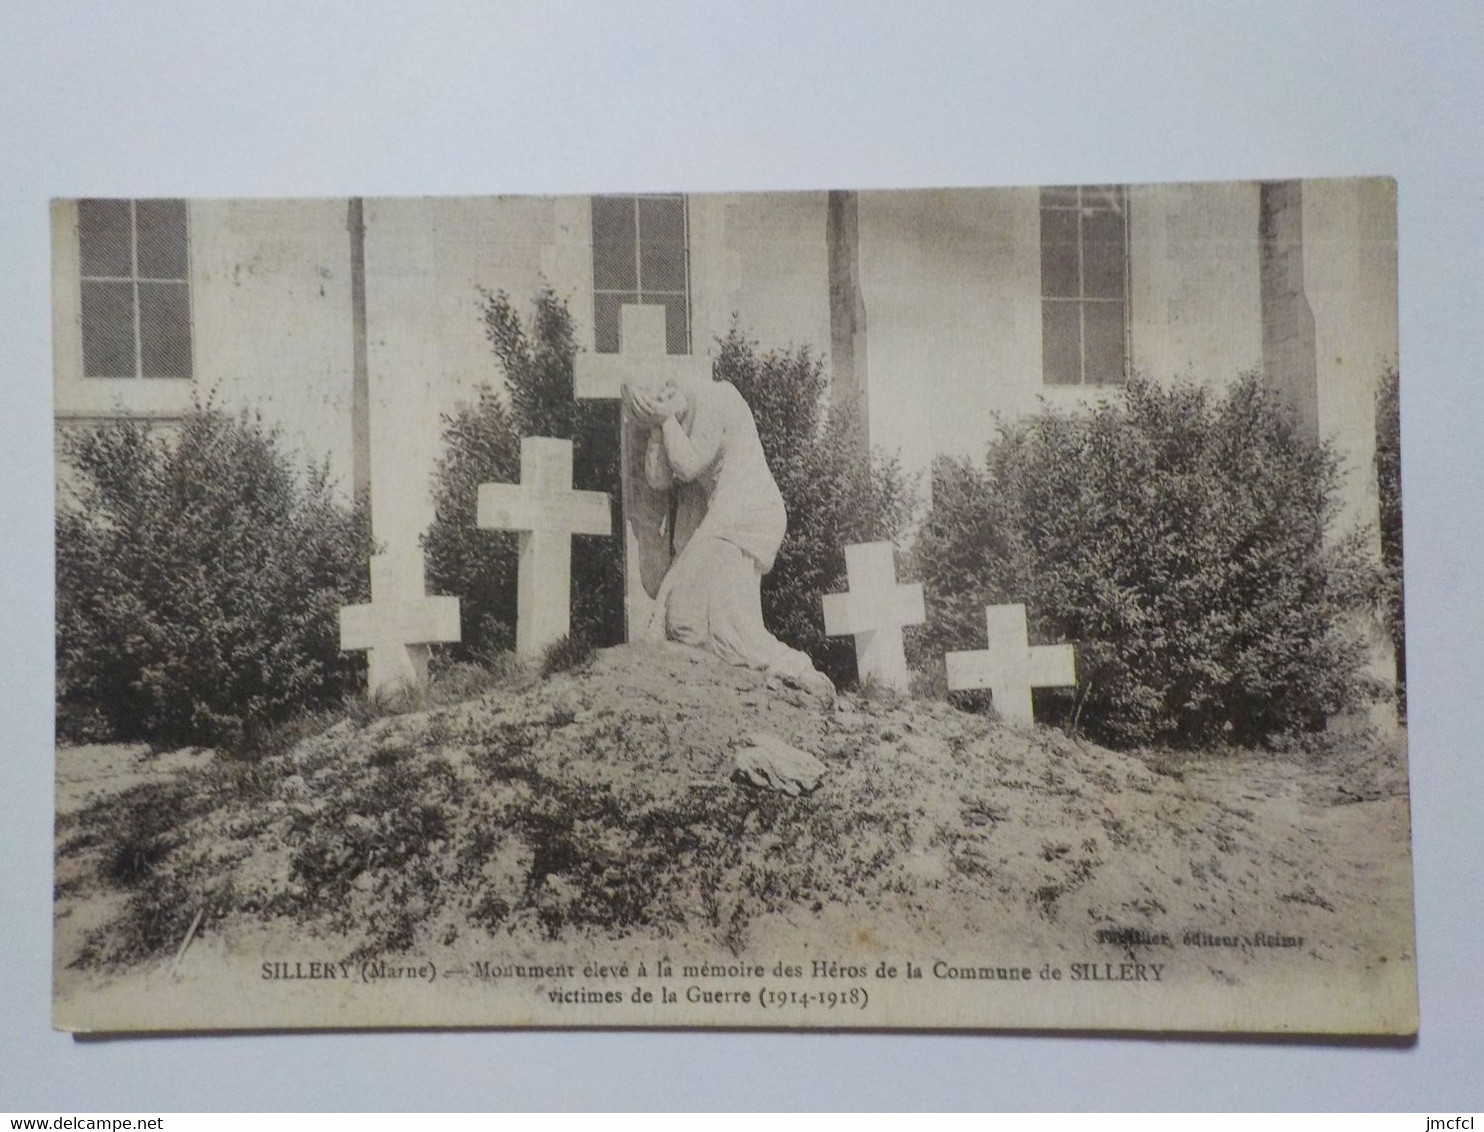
(78, 198, 193, 378)
(1040, 185, 1128, 386)
(591, 194, 690, 354)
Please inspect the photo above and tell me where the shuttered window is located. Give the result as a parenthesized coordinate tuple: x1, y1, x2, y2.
(1040, 185, 1128, 386)
(591, 194, 691, 354)
(78, 199, 193, 378)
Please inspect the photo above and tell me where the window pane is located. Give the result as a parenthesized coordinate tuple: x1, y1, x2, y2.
(659, 294, 690, 354)
(637, 196, 685, 247)
(591, 196, 636, 247)
(1082, 209, 1126, 299)
(1083, 301, 1126, 385)
(81, 281, 137, 377)
(1040, 186, 1079, 208)
(1040, 208, 1079, 297)
(78, 199, 132, 277)
(1081, 185, 1121, 209)
(639, 236, 686, 293)
(593, 291, 638, 354)
(592, 195, 637, 290)
(139, 282, 192, 377)
(1041, 301, 1081, 386)
(135, 199, 189, 279)
(593, 241, 637, 290)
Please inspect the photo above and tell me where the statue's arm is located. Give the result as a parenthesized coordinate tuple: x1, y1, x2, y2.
(660, 408, 725, 482)
(644, 427, 675, 489)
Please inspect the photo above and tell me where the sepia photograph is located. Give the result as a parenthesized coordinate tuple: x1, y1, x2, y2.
(50, 179, 1415, 1035)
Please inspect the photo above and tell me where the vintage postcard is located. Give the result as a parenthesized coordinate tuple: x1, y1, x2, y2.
(52, 179, 1416, 1034)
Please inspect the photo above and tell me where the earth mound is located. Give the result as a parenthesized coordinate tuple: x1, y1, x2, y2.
(55, 641, 1413, 987)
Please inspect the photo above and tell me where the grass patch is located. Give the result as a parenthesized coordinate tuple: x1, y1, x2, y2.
(540, 634, 594, 679)
(855, 674, 909, 711)
(227, 654, 531, 758)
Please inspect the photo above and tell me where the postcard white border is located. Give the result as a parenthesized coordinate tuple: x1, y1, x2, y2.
(4, 0, 1482, 1111)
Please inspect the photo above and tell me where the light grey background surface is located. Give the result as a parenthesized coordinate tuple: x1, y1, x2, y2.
(3, 0, 1481, 1111)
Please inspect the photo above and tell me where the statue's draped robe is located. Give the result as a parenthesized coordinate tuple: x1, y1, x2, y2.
(632, 380, 822, 686)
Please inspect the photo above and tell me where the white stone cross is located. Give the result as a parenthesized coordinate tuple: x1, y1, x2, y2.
(821, 541, 925, 692)
(340, 551, 462, 695)
(573, 304, 713, 638)
(477, 436, 613, 657)
(574, 303, 713, 400)
(945, 604, 1076, 727)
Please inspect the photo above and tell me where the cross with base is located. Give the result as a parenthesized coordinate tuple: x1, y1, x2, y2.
(478, 436, 612, 657)
(945, 603, 1076, 727)
(822, 541, 925, 692)
(573, 303, 713, 637)
(340, 551, 462, 694)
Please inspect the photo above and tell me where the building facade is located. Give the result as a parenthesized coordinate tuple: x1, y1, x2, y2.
(52, 180, 1400, 717)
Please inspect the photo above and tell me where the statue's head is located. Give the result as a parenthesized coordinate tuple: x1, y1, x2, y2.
(622, 377, 691, 425)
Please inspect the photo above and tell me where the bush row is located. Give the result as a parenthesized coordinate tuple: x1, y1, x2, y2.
(56, 410, 372, 748)
(56, 288, 1396, 750)
(911, 375, 1384, 747)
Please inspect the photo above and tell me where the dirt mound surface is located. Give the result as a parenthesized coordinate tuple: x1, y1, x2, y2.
(55, 642, 1414, 992)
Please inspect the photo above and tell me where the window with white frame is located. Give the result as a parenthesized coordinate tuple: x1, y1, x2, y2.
(590, 194, 691, 354)
(1039, 185, 1129, 386)
(78, 199, 193, 379)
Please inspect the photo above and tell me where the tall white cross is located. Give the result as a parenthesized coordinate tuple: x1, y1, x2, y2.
(573, 304, 713, 637)
(821, 541, 924, 692)
(478, 436, 612, 657)
(945, 604, 1076, 727)
(340, 551, 462, 694)
(574, 303, 713, 400)
(338, 199, 461, 697)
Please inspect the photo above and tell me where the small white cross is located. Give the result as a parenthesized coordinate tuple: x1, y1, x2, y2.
(945, 604, 1076, 727)
(340, 552, 462, 694)
(821, 541, 925, 692)
(477, 436, 612, 657)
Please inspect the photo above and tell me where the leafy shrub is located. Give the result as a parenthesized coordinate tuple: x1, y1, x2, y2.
(423, 287, 623, 660)
(1375, 366, 1405, 718)
(425, 295, 916, 689)
(715, 325, 918, 687)
(912, 374, 1380, 748)
(56, 409, 373, 748)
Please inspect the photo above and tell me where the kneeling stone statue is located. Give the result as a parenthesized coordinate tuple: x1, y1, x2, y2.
(622, 374, 835, 700)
